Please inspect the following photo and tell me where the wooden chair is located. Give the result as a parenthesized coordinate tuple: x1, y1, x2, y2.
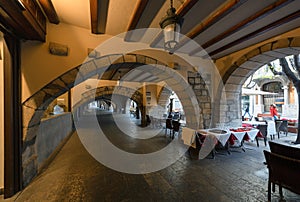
(263, 150, 300, 201)
(256, 124, 267, 147)
(171, 120, 180, 139)
(275, 120, 288, 138)
(268, 141, 300, 160)
(165, 118, 173, 137)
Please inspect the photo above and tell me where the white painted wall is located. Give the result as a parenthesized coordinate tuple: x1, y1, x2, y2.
(0, 39, 4, 189)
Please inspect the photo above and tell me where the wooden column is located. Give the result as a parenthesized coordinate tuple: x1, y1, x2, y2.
(3, 34, 22, 198)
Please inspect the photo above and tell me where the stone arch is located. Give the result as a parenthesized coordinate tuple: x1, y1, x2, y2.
(72, 85, 144, 116)
(223, 36, 300, 126)
(256, 77, 289, 88)
(21, 53, 208, 185)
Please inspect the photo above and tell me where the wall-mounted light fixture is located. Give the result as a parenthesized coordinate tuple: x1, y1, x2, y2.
(159, 0, 183, 53)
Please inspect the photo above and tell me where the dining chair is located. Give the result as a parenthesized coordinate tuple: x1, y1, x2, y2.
(277, 120, 288, 138)
(171, 120, 180, 139)
(165, 117, 173, 137)
(256, 124, 267, 147)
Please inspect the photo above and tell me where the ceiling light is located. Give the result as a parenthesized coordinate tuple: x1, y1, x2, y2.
(159, 0, 183, 54)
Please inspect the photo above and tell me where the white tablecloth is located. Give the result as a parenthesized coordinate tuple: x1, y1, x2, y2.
(242, 121, 267, 126)
(230, 131, 246, 143)
(197, 128, 231, 159)
(246, 129, 259, 141)
(267, 121, 276, 136)
(197, 129, 231, 146)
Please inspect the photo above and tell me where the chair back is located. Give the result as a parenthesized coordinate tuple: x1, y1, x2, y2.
(172, 120, 180, 132)
(269, 141, 300, 160)
(279, 120, 288, 133)
(257, 124, 267, 137)
(264, 150, 300, 195)
(166, 118, 172, 129)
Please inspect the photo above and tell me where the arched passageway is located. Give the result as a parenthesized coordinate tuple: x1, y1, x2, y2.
(222, 37, 300, 127)
(21, 53, 212, 186)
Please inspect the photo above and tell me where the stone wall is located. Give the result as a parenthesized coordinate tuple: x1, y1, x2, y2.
(22, 113, 73, 186)
(36, 113, 73, 170)
(187, 71, 211, 129)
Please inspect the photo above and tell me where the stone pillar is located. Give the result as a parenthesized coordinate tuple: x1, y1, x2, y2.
(282, 85, 289, 117)
(294, 87, 299, 104)
(283, 86, 289, 104)
(249, 95, 254, 118)
(254, 86, 264, 115)
(141, 83, 147, 126)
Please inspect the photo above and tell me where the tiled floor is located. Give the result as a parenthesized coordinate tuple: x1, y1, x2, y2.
(2, 113, 300, 201)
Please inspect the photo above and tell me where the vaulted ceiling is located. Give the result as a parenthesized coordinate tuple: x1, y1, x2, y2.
(1, 0, 300, 60)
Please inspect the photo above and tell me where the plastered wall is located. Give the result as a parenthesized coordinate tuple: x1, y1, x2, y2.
(21, 22, 112, 102)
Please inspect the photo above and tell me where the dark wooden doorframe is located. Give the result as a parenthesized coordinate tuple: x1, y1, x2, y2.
(3, 34, 22, 198)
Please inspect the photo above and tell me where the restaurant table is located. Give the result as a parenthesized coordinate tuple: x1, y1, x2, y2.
(197, 128, 231, 159)
(243, 120, 276, 140)
(229, 128, 260, 150)
(245, 128, 260, 141)
(242, 121, 267, 126)
(182, 127, 231, 159)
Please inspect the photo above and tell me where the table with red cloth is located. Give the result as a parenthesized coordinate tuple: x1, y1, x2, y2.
(242, 121, 267, 141)
(196, 128, 231, 159)
(229, 127, 260, 146)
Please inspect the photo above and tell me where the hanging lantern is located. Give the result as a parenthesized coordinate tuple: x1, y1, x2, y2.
(159, 0, 183, 53)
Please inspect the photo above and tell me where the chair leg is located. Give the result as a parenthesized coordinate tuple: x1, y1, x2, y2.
(264, 136, 267, 146)
(255, 137, 259, 147)
(268, 180, 271, 202)
(279, 185, 283, 199)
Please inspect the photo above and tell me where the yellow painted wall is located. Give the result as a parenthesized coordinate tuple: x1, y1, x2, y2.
(21, 22, 113, 102)
(215, 27, 300, 77)
(0, 39, 4, 189)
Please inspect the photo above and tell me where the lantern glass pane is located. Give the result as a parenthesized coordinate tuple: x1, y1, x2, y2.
(163, 23, 180, 50)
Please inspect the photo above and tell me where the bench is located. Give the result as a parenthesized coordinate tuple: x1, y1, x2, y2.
(263, 150, 300, 201)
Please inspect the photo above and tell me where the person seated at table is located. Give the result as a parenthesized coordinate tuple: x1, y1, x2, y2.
(270, 104, 279, 120)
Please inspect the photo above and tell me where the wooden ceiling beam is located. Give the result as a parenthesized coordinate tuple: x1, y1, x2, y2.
(125, 0, 165, 42)
(37, 0, 59, 24)
(0, 0, 46, 41)
(126, 0, 149, 32)
(90, 0, 109, 34)
(189, 0, 292, 56)
(150, 0, 198, 48)
(176, 0, 199, 18)
(173, 0, 246, 52)
(124, 0, 149, 41)
(206, 10, 300, 58)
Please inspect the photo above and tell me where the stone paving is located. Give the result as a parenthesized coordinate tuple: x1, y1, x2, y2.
(2, 113, 300, 202)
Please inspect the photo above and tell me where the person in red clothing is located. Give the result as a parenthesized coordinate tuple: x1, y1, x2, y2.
(270, 104, 279, 120)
